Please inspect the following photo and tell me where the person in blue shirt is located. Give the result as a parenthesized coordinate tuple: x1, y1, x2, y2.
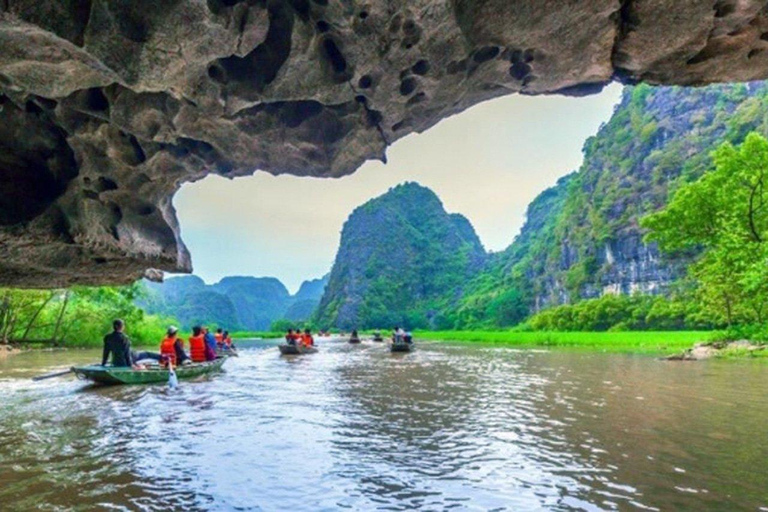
(202, 326, 218, 360)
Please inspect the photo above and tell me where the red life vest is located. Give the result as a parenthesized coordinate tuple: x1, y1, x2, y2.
(224, 336, 232, 347)
(189, 334, 206, 362)
(160, 336, 178, 365)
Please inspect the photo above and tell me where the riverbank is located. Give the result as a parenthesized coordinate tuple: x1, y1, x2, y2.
(0, 344, 22, 359)
(414, 330, 711, 355)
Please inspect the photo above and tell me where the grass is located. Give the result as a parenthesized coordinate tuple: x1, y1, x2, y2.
(414, 330, 713, 355)
(229, 331, 284, 339)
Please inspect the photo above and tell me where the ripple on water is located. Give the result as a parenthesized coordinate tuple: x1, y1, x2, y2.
(2, 342, 768, 510)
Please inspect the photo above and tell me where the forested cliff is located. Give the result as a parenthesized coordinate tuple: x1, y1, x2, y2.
(316, 82, 768, 329)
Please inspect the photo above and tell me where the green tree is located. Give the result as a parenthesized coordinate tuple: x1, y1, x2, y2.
(642, 132, 768, 325)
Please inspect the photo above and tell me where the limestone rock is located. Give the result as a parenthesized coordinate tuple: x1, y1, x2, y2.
(2, 1, 768, 286)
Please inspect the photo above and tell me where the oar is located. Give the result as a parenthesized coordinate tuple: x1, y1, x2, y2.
(32, 368, 74, 381)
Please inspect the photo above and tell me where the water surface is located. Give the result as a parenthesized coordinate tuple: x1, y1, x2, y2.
(1, 339, 766, 511)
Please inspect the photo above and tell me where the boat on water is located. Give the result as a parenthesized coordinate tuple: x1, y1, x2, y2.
(348, 337, 361, 344)
(279, 344, 318, 355)
(72, 357, 227, 385)
(390, 342, 413, 353)
(372, 334, 384, 342)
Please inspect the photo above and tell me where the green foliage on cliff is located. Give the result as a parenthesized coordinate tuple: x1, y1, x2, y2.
(314, 182, 486, 329)
(643, 132, 768, 326)
(447, 82, 768, 329)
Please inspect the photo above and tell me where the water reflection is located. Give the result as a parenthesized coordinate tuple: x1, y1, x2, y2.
(1, 341, 767, 511)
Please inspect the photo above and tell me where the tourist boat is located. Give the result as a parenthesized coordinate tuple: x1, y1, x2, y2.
(372, 332, 384, 342)
(72, 358, 227, 385)
(279, 344, 318, 355)
(390, 341, 413, 353)
(348, 337, 361, 344)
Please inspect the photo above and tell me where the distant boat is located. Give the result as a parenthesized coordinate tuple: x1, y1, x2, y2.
(348, 337, 361, 344)
(279, 344, 317, 355)
(390, 341, 413, 353)
(372, 332, 384, 342)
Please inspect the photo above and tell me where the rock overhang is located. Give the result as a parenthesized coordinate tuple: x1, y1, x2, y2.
(1, 0, 768, 287)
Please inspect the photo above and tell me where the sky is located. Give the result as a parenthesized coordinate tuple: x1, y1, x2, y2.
(174, 83, 623, 293)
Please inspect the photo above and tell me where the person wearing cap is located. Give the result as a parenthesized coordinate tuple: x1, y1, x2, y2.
(160, 325, 189, 367)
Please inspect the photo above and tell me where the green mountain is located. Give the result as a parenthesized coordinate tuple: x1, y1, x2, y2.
(142, 274, 328, 330)
(314, 182, 486, 329)
(451, 81, 768, 327)
(315, 82, 768, 330)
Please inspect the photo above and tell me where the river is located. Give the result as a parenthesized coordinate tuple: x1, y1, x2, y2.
(1, 339, 766, 511)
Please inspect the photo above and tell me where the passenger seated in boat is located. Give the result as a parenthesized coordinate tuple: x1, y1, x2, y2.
(160, 326, 189, 367)
(215, 328, 224, 347)
(189, 326, 207, 363)
(223, 331, 234, 349)
(102, 319, 162, 368)
(393, 326, 405, 343)
(404, 331, 413, 344)
(202, 327, 218, 361)
(286, 328, 297, 346)
(301, 329, 314, 347)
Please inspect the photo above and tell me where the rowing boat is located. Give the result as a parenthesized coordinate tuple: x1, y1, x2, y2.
(390, 342, 413, 353)
(348, 337, 361, 344)
(279, 344, 317, 355)
(72, 357, 227, 385)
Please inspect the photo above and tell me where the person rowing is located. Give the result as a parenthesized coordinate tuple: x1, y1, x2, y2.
(102, 319, 162, 368)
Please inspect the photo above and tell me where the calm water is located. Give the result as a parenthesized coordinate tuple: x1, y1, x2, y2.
(1, 339, 767, 511)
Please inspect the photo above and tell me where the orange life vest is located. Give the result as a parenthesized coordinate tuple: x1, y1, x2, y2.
(301, 333, 313, 347)
(189, 334, 206, 362)
(224, 336, 232, 347)
(215, 333, 223, 345)
(160, 336, 178, 365)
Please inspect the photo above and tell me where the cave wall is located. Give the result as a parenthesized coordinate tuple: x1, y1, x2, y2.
(2, 0, 768, 286)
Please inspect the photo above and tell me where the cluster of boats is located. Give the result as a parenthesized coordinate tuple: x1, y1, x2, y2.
(37, 332, 413, 387)
(279, 332, 413, 355)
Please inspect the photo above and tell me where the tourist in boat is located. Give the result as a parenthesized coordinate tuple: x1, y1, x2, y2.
(160, 326, 189, 366)
(393, 326, 405, 343)
(189, 326, 207, 363)
(215, 328, 224, 347)
(301, 328, 314, 347)
(102, 319, 161, 368)
(286, 328, 297, 346)
(223, 330, 234, 349)
(202, 326, 218, 360)
(404, 331, 413, 344)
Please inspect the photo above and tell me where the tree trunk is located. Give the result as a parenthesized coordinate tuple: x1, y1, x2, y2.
(51, 291, 70, 346)
(21, 291, 55, 341)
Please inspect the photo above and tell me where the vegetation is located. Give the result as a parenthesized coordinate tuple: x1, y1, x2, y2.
(0, 284, 174, 348)
(643, 133, 768, 327)
(314, 182, 486, 330)
(415, 330, 708, 354)
(525, 293, 716, 332)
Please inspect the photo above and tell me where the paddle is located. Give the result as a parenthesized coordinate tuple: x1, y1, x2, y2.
(32, 368, 74, 381)
(167, 360, 178, 389)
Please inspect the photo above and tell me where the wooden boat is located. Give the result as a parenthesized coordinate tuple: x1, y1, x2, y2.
(372, 336, 384, 342)
(279, 344, 318, 355)
(72, 358, 226, 385)
(390, 342, 413, 353)
(348, 337, 361, 344)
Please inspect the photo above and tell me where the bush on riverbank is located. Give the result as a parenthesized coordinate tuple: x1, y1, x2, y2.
(0, 284, 177, 348)
(524, 294, 716, 332)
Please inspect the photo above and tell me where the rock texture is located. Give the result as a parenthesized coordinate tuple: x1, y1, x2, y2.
(3, 1, 768, 286)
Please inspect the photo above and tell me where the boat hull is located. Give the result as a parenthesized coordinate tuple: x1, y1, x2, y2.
(390, 343, 413, 353)
(348, 338, 361, 344)
(279, 344, 317, 355)
(72, 358, 226, 385)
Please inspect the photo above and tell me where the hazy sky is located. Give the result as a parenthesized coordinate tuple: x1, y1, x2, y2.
(175, 83, 623, 293)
